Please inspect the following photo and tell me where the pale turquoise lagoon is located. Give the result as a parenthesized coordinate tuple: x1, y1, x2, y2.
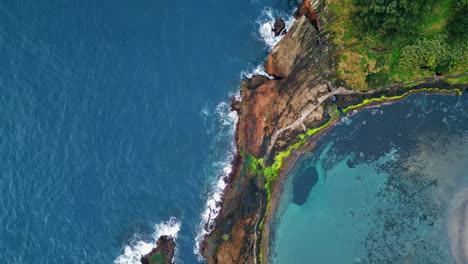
(272, 94, 468, 264)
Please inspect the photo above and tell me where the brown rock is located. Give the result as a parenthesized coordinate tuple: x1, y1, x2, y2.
(141, 236, 175, 264)
(238, 79, 278, 157)
(272, 18, 286, 37)
(264, 16, 317, 78)
(230, 96, 240, 113)
(240, 75, 270, 90)
(264, 55, 279, 77)
(294, 0, 319, 30)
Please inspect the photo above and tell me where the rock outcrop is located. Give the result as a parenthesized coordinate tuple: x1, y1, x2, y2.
(264, 16, 319, 78)
(240, 75, 270, 91)
(272, 18, 286, 37)
(141, 236, 175, 264)
(294, 0, 319, 30)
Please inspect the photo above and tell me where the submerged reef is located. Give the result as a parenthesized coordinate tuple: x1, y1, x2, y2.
(447, 186, 468, 264)
(200, 0, 467, 263)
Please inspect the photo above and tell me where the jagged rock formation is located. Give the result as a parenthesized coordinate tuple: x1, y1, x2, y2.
(141, 236, 175, 264)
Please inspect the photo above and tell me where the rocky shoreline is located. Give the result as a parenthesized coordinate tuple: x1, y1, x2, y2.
(141, 236, 176, 264)
(200, 1, 467, 263)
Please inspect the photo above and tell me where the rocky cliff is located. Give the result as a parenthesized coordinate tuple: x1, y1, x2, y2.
(200, 0, 466, 263)
(201, 2, 340, 263)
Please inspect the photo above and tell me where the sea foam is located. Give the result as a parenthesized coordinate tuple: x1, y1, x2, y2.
(114, 217, 181, 264)
(240, 8, 295, 79)
(194, 99, 238, 259)
(257, 8, 295, 50)
(193, 7, 295, 260)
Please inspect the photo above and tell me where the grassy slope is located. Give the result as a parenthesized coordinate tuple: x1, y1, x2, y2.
(327, 0, 467, 90)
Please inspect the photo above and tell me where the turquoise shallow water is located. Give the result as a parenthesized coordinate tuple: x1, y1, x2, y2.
(272, 93, 468, 264)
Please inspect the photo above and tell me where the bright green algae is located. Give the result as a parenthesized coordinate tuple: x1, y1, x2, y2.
(342, 87, 463, 114)
(259, 88, 462, 202)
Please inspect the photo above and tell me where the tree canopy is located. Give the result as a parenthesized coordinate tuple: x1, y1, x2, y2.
(352, 0, 434, 39)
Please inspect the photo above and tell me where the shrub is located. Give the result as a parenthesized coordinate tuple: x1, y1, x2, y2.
(398, 34, 465, 74)
(352, 0, 434, 40)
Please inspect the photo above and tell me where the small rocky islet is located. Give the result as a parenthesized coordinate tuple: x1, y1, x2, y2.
(140, 235, 175, 264)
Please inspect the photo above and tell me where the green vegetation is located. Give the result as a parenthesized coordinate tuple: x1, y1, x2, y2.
(353, 0, 434, 40)
(263, 118, 335, 198)
(398, 34, 466, 75)
(244, 152, 263, 176)
(254, 110, 338, 263)
(148, 252, 164, 264)
(444, 75, 468, 84)
(328, 0, 468, 89)
(342, 87, 463, 113)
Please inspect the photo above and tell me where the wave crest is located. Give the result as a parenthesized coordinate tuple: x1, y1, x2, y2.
(114, 217, 181, 264)
(257, 8, 295, 50)
(240, 8, 295, 79)
(194, 101, 238, 259)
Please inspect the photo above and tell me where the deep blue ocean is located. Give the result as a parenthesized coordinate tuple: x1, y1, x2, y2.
(0, 0, 296, 263)
(2, 1, 466, 264)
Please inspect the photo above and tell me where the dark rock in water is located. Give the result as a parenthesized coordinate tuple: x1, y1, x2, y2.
(292, 166, 319, 205)
(346, 157, 355, 168)
(141, 235, 175, 264)
(240, 75, 270, 90)
(272, 18, 286, 37)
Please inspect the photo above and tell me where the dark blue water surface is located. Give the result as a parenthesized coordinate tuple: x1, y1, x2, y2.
(0, 0, 295, 263)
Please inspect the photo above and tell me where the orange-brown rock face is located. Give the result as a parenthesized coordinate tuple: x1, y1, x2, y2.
(202, 4, 340, 264)
(238, 79, 278, 157)
(294, 0, 319, 29)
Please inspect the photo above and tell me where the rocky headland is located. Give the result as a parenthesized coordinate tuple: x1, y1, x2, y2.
(200, 0, 467, 263)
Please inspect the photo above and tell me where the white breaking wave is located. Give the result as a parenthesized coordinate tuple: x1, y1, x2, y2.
(194, 100, 238, 259)
(114, 217, 181, 264)
(193, 7, 296, 261)
(240, 8, 295, 79)
(257, 8, 295, 50)
(240, 64, 272, 79)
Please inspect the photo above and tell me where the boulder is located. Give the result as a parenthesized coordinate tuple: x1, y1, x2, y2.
(272, 18, 286, 37)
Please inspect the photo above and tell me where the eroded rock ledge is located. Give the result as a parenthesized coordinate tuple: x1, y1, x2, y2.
(200, 0, 466, 263)
(141, 236, 175, 264)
